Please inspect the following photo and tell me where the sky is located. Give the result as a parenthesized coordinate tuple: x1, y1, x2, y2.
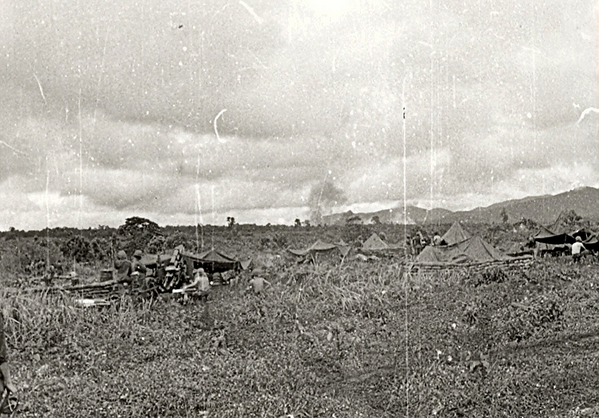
(0, 0, 598, 230)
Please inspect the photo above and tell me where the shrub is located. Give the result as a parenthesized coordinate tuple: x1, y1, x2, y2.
(61, 235, 91, 263)
(493, 292, 564, 342)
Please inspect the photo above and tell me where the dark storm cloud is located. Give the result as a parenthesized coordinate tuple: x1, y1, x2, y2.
(0, 0, 597, 229)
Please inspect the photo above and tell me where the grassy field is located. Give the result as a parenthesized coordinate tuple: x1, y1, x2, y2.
(2, 252, 599, 417)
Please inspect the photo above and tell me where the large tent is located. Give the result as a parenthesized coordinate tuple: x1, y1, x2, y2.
(362, 233, 389, 251)
(582, 234, 599, 252)
(139, 253, 176, 268)
(533, 226, 575, 245)
(360, 233, 405, 255)
(182, 249, 242, 275)
(571, 228, 594, 242)
(416, 236, 509, 264)
(440, 222, 471, 246)
(288, 239, 351, 259)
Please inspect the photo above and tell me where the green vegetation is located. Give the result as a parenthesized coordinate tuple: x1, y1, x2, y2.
(1, 221, 598, 416)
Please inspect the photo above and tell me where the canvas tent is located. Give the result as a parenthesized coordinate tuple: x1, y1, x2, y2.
(139, 253, 176, 269)
(440, 222, 471, 246)
(334, 239, 352, 258)
(362, 233, 389, 251)
(533, 226, 575, 245)
(582, 234, 599, 252)
(288, 240, 337, 256)
(182, 249, 242, 275)
(360, 233, 405, 255)
(571, 228, 594, 242)
(288, 239, 351, 259)
(240, 259, 253, 271)
(416, 235, 509, 264)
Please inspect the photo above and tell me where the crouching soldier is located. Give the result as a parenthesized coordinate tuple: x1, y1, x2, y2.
(248, 269, 270, 295)
(179, 268, 211, 302)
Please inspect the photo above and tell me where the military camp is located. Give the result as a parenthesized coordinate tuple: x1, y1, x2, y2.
(2, 192, 599, 416)
(0, 0, 597, 414)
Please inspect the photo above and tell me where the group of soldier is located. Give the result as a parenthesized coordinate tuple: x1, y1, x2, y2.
(112, 249, 268, 300)
(113, 249, 147, 285)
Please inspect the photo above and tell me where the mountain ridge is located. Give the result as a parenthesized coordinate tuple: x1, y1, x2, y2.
(322, 186, 599, 226)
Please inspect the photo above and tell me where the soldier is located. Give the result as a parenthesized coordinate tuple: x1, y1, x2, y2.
(432, 232, 442, 246)
(180, 268, 211, 302)
(571, 236, 587, 263)
(0, 313, 16, 394)
(412, 234, 423, 256)
(248, 269, 270, 295)
(131, 250, 148, 289)
(113, 250, 132, 283)
(131, 250, 147, 276)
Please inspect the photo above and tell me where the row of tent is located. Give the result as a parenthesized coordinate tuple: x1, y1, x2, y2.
(284, 223, 510, 265)
(534, 225, 599, 250)
(419, 221, 599, 264)
(414, 222, 511, 264)
(155, 223, 517, 268)
(286, 232, 406, 260)
(134, 220, 598, 274)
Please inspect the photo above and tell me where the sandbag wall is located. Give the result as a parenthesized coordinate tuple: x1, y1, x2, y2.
(409, 256, 534, 275)
(63, 279, 123, 299)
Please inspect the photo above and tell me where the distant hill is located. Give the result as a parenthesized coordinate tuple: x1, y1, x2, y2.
(322, 187, 599, 226)
(322, 205, 453, 225)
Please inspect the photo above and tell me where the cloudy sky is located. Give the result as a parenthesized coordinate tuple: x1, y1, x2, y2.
(0, 0, 597, 230)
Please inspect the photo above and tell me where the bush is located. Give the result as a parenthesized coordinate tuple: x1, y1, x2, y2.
(466, 268, 508, 287)
(145, 235, 166, 254)
(493, 292, 564, 342)
(164, 232, 190, 250)
(61, 235, 91, 263)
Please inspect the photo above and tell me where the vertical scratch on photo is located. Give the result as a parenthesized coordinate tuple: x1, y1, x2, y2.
(45, 155, 51, 266)
(211, 185, 216, 249)
(429, 47, 436, 220)
(195, 149, 204, 250)
(92, 27, 110, 132)
(530, 4, 537, 153)
(78, 86, 83, 229)
(401, 71, 410, 417)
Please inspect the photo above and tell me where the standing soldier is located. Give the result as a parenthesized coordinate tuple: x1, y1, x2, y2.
(131, 250, 148, 288)
(113, 250, 132, 283)
(571, 236, 587, 263)
(412, 234, 423, 256)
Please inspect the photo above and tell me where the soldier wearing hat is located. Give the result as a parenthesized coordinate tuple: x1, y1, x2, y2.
(571, 236, 587, 263)
(131, 250, 148, 289)
(113, 250, 132, 282)
(131, 250, 147, 275)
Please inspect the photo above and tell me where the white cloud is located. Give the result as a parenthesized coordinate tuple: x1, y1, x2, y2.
(0, 0, 596, 229)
